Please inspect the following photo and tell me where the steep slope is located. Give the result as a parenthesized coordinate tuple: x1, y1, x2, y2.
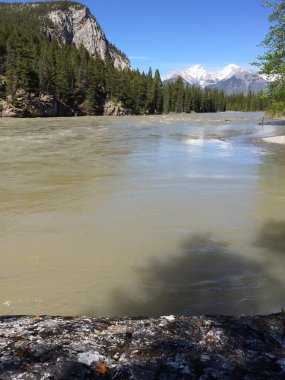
(163, 64, 268, 94)
(0, 1, 135, 117)
(47, 3, 130, 69)
(207, 71, 268, 95)
(0, 1, 130, 70)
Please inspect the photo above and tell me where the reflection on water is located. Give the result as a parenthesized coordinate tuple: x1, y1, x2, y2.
(0, 112, 285, 316)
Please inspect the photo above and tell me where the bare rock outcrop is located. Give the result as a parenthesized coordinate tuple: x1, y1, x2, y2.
(48, 5, 130, 70)
(0, 93, 74, 118)
(104, 100, 130, 116)
(0, 102, 30, 118)
(0, 313, 285, 379)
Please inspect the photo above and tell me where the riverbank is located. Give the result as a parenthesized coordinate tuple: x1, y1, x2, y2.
(261, 118, 285, 145)
(0, 93, 130, 117)
(1, 313, 285, 379)
(262, 135, 285, 145)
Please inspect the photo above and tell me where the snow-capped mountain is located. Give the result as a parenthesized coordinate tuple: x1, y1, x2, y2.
(162, 64, 268, 94)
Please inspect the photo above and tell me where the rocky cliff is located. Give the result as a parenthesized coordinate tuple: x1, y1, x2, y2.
(47, 3, 130, 70)
(0, 1, 132, 117)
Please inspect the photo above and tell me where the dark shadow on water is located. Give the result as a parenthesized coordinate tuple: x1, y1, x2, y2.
(255, 220, 285, 253)
(86, 234, 284, 317)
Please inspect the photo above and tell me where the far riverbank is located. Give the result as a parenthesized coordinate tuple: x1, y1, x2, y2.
(262, 117, 285, 145)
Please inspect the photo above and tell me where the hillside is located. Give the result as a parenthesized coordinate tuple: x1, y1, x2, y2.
(0, 1, 129, 69)
(0, 1, 134, 116)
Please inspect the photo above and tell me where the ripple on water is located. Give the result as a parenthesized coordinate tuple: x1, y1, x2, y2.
(1, 112, 285, 316)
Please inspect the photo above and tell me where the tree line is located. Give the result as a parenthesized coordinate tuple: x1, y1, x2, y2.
(0, 1, 267, 115)
(162, 77, 266, 113)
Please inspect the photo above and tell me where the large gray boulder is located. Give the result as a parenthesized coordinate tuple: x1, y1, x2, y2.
(104, 100, 130, 116)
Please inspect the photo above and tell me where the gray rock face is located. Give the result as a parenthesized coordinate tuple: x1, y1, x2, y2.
(0, 95, 75, 118)
(48, 5, 130, 70)
(207, 72, 268, 95)
(0, 313, 285, 379)
(0, 102, 29, 117)
(104, 100, 130, 116)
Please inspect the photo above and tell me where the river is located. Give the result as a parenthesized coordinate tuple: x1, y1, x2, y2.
(1, 112, 285, 316)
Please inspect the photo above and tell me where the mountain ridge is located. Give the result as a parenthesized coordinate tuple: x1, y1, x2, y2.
(0, 1, 130, 70)
(163, 64, 268, 95)
(46, 2, 130, 70)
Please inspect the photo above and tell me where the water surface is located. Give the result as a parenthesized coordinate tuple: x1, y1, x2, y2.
(1, 112, 285, 316)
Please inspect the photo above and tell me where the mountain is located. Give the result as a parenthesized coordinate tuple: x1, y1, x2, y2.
(162, 64, 268, 94)
(163, 76, 190, 87)
(0, 1, 135, 117)
(207, 70, 268, 95)
(0, 1, 130, 70)
(46, 3, 130, 70)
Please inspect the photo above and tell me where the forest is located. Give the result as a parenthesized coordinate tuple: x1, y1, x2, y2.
(0, 1, 267, 116)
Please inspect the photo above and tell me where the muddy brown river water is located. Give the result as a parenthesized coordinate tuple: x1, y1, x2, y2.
(0, 112, 285, 316)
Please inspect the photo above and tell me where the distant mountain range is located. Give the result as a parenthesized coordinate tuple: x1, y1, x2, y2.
(162, 64, 268, 95)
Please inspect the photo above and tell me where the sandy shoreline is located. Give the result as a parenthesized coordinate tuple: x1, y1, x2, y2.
(262, 135, 285, 145)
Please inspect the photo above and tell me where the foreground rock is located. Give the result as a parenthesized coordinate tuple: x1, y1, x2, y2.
(0, 313, 285, 379)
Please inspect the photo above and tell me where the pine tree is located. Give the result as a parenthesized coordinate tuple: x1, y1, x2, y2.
(16, 35, 38, 95)
(184, 89, 192, 113)
(85, 58, 105, 114)
(152, 69, 163, 113)
(5, 46, 17, 97)
(175, 77, 184, 112)
(55, 47, 73, 104)
(146, 67, 154, 113)
(163, 84, 172, 113)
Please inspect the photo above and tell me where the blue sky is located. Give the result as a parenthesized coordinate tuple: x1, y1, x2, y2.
(4, 0, 272, 76)
(87, 0, 271, 76)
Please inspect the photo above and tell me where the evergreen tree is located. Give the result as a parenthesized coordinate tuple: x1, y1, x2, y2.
(5, 45, 17, 97)
(175, 77, 185, 112)
(55, 46, 73, 104)
(255, 0, 285, 114)
(163, 84, 172, 113)
(152, 69, 163, 113)
(146, 67, 154, 113)
(184, 89, 192, 113)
